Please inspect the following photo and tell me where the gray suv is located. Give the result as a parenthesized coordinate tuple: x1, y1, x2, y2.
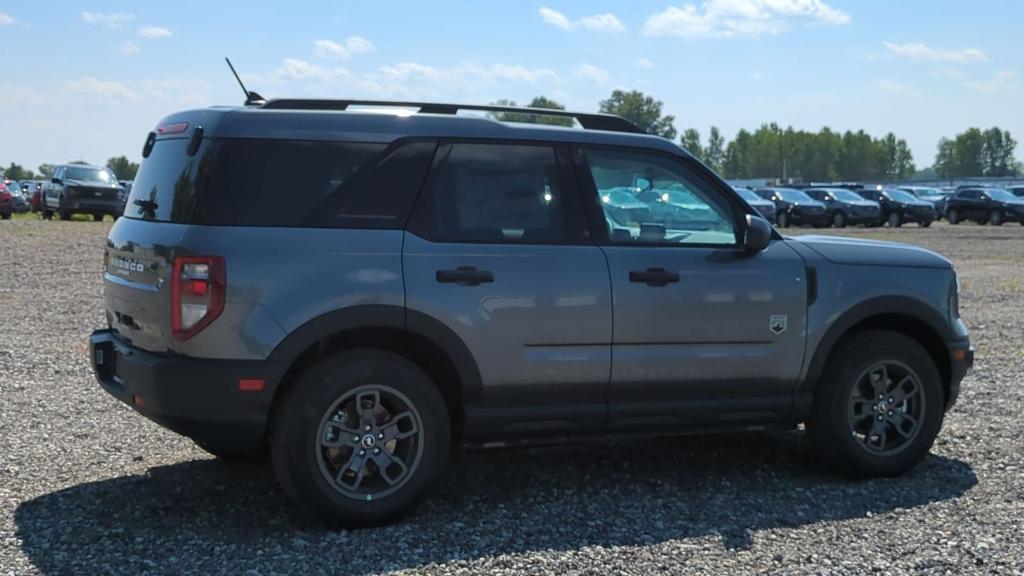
(89, 99, 973, 527)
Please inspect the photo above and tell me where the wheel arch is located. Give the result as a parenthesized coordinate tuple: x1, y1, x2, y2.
(267, 305, 482, 445)
(794, 296, 953, 421)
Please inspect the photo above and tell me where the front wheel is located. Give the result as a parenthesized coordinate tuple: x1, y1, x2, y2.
(946, 209, 959, 224)
(919, 220, 932, 228)
(776, 212, 789, 228)
(807, 330, 944, 478)
(887, 212, 901, 228)
(989, 210, 1003, 226)
(270, 349, 450, 527)
(92, 213, 104, 222)
(832, 211, 846, 228)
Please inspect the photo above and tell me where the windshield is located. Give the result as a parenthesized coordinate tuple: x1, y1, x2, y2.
(65, 166, 115, 183)
(735, 188, 762, 202)
(831, 189, 866, 202)
(885, 189, 919, 203)
(775, 188, 815, 203)
(987, 189, 1022, 203)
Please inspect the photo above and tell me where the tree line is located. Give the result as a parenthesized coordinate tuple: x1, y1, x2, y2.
(496, 90, 1021, 182)
(1, 156, 139, 182)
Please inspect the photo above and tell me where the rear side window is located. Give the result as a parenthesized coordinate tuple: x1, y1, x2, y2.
(124, 138, 435, 227)
(412, 143, 567, 243)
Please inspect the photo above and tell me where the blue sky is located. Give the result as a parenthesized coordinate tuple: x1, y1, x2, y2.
(1, 1, 1021, 171)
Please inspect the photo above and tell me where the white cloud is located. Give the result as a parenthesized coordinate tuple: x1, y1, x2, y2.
(274, 58, 350, 81)
(644, 0, 850, 39)
(138, 25, 173, 39)
(575, 63, 610, 83)
(65, 78, 138, 102)
(141, 78, 212, 106)
(539, 7, 626, 32)
(882, 42, 987, 64)
(876, 79, 918, 97)
(120, 41, 139, 55)
(81, 11, 134, 28)
(313, 36, 375, 59)
(0, 83, 41, 105)
(968, 70, 1019, 93)
(379, 61, 557, 84)
(0, 12, 16, 25)
(636, 57, 654, 69)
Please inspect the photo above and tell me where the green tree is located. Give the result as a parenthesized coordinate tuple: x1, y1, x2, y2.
(107, 156, 140, 180)
(489, 96, 572, 127)
(679, 128, 703, 158)
(37, 163, 55, 179)
(598, 90, 676, 139)
(705, 126, 726, 173)
(1, 162, 35, 181)
(933, 127, 1018, 178)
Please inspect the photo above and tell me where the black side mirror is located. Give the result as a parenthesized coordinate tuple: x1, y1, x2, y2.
(743, 214, 772, 252)
(51, 177, 60, 184)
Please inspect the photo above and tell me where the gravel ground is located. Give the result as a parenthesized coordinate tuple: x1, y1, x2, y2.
(1, 219, 1022, 575)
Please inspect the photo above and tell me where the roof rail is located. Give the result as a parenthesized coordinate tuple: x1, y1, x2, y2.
(259, 99, 645, 134)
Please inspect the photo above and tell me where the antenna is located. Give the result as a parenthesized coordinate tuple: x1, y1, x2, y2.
(225, 58, 266, 106)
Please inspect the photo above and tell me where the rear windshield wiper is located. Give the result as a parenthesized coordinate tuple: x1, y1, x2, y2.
(133, 198, 158, 211)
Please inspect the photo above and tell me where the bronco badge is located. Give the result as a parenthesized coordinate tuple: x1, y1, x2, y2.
(769, 315, 787, 335)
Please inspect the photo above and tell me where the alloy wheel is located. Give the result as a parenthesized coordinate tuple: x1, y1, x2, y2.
(847, 361, 925, 456)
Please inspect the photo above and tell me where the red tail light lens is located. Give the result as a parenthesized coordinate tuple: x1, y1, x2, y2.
(171, 256, 226, 340)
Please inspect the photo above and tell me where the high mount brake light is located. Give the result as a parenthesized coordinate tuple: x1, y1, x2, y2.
(157, 122, 189, 135)
(171, 256, 226, 340)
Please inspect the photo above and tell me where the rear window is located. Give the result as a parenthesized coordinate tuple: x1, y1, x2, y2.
(124, 137, 435, 227)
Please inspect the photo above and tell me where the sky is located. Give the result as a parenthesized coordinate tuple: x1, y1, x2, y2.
(1, 0, 1021, 172)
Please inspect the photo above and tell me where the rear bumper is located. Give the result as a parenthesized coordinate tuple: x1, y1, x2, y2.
(945, 338, 974, 410)
(89, 329, 289, 453)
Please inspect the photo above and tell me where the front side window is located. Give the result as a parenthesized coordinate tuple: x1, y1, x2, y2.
(582, 148, 737, 245)
(420, 143, 566, 243)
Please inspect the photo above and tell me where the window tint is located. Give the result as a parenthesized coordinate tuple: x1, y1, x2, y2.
(583, 148, 737, 245)
(417, 143, 566, 243)
(124, 138, 211, 222)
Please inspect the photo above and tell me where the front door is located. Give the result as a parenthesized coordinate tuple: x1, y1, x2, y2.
(403, 142, 612, 440)
(574, 146, 808, 431)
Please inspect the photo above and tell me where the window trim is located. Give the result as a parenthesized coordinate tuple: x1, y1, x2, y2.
(572, 144, 758, 249)
(405, 138, 591, 246)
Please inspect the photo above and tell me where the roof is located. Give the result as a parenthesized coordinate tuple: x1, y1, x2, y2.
(153, 101, 685, 156)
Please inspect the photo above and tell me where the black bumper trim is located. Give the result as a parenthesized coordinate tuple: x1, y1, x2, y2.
(89, 329, 290, 453)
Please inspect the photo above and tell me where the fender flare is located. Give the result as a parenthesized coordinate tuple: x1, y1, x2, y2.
(267, 304, 483, 403)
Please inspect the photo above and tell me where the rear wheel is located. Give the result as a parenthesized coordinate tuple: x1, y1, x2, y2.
(946, 209, 959, 224)
(887, 212, 901, 228)
(832, 211, 846, 228)
(919, 220, 932, 228)
(270, 349, 450, 527)
(92, 214, 104, 222)
(58, 207, 70, 221)
(807, 330, 943, 477)
(989, 210, 1003, 226)
(0, 212, 10, 220)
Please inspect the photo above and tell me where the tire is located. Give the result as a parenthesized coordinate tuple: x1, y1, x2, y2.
(42, 207, 53, 220)
(1, 212, 10, 220)
(806, 330, 944, 478)
(270, 349, 450, 527)
(946, 209, 959, 225)
(832, 211, 846, 228)
(887, 212, 901, 228)
(58, 208, 71, 221)
(919, 220, 932, 228)
(92, 213, 104, 222)
(989, 210, 1002, 226)
(776, 212, 789, 228)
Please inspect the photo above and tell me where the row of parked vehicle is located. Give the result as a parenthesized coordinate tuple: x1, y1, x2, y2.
(0, 164, 132, 220)
(733, 183, 1024, 228)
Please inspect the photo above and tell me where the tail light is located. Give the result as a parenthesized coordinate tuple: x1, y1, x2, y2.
(171, 256, 226, 340)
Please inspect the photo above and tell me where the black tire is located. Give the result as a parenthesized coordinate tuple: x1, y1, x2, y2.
(1, 212, 10, 220)
(887, 212, 901, 228)
(270, 349, 450, 527)
(194, 439, 268, 463)
(92, 213, 104, 222)
(919, 220, 932, 228)
(776, 212, 789, 228)
(58, 208, 71, 221)
(946, 209, 959, 224)
(989, 210, 1002, 226)
(832, 211, 846, 228)
(806, 330, 944, 478)
(42, 207, 53, 220)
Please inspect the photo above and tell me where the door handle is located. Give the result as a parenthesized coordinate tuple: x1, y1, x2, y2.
(629, 267, 679, 287)
(436, 266, 494, 286)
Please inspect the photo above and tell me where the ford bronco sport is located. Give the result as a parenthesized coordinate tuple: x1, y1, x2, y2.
(90, 99, 973, 527)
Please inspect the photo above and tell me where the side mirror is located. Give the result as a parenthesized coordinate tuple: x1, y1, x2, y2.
(51, 177, 60, 184)
(743, 214, 772, 252)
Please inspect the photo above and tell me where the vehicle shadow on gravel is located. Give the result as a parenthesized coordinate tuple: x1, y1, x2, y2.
(15, 431, 976, 574)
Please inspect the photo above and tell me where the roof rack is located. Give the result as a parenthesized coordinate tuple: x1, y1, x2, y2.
(259, 99, 645, 134)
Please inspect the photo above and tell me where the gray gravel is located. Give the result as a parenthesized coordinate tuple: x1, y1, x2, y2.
(1, 218, 1022, 575)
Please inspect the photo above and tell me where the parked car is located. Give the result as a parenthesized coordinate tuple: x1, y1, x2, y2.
(804, 187, 882, 228)
(0, 181, 13, 219)
(898, 186, 950, 218)
(1006, 185, 1024, 198)
(754, 187, 828, 228)
(3, 179, 29, 213)
(856, 188, 936, 227)
(26, 180, 44, 211)
(89, 98, 972, 527)
(734, 186, 776, 223)
(944, 187, 1024, 226)
(41, 164, 123, 221)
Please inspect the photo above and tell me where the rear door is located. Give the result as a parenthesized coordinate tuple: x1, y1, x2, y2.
(403, 141, 612, 438)
(574, 146, 807, 431)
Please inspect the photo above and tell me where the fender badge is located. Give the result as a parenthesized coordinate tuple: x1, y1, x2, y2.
(769, 315, 788, 335)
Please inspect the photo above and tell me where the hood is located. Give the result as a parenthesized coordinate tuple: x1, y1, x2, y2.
(788, 235, 952, 269)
